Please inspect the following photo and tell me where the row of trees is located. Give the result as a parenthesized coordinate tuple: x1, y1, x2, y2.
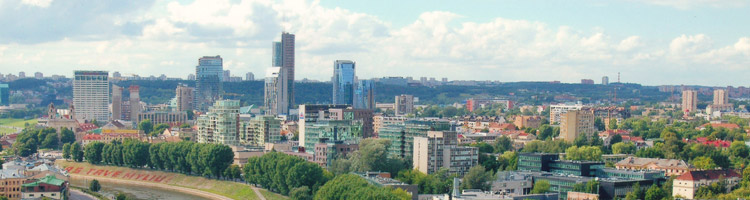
(70, 140, 235, 179)
(14, 127, 75, 157)
(329, 138, 409, 176)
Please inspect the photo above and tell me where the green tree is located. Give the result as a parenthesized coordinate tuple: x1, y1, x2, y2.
(625, 182, 643, 200)
(460, 165, 493, 191)
(493, 136, 513, 153)
(62, 143, 71, 160)
(290, 186, 312, 200)
(612, 142, 636, 154)
(610, 134, 623, 145)
(531, 180, 550, 194)
(84, 142, 105, 164)
(565, 146, 602, 161)
(691, 156, 718, 170)
(60, 128, 76, 144)
(71, 142, 84, 162)
(89, 179, 101, 192)
(115, 192, 127, 200)
(730, 140, 749, 158)
(314, 174, 403, 200)
(608, 118, 618, 130)
(151, 123, 170, 136)
(138, 119, 153, 135)
(40, 131, 58, 149)
(645, 184, 666, 200)
(594, 118, 605, 131)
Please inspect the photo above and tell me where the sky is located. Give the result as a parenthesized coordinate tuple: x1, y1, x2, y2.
(0, 0, 749, 86)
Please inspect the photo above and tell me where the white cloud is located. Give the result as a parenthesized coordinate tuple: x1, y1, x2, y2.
(628, 0, 748, 9)
(21, 0, 53, 8)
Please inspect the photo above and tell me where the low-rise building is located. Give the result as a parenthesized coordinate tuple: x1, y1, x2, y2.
(672, 169, 741, 199)
(491, 171, 532, 196)
(514, 116, 542, 129)
(313, 140, 358, 168)
(0, 169, 25, 200)
(615, 156, 694, 176)
(21, 175, 68, 200)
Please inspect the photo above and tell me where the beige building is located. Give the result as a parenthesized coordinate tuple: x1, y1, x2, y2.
(682, 90, 698, 113)
(615, 156, 694, 176)
(672, 169, 741, 199)
(395, 94, 414, 116)
(549, 103, 583, 124)
(176, 84, 194, 112)
(713, 89, 728, 105)
(112, 85, 122, 120)
(239, 115, 282, 147)
(413, 131, 478, 176)
(0, 169, 26, 200)
(559, 108, 595, 142)
(513, 115, 541, 129)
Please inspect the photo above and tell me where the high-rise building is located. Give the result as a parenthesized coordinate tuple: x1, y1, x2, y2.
(0, 84, 9, 106)
(682, 90, 698, 113)
(264, 67, 283, 115)
(380, 119, 451, 159)
(34, 72, 43, 79)
(239, 115, 282, 147)
(559, 108, 595, 142)
(395, 95, 414, 116)
(18, 72, 25, 79)
(111, 85, 122, 120)
(602, 76, 609, 85)
(223, 70, 231, 82)
(176, 84, 194, 112)
(196, 55, 223, 111)
(333, 60, 356, 105)
(413, 131, 478, 175)
(113, 71, 121, 78)
(73, 71, 110, 121)
(271, 32, 296, 115)
(245, 72, 255, 81)
(197, 100, 240, 146)
(549, 103, 584, 124)
(354, 80, 375, 109)
(713, 89, 728, 105)
(187, 74, 195, 80)
(129, 86, 141, 123)
(298, 104, 349, 148)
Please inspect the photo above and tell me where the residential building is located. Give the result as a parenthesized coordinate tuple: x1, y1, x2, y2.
(333, 60, 356, 105)
(245, 72, 254, 81)
(491, 171, 533, 196)
(513, 115, 542, 129)
(581, 79, 594, 84)
(372, 115, 407, 135)
(682, 90, 698, 113)
(129, 86, 141, 123)
(197, 100, 240, 146)
(264, 67, 283, 115)
(395, 95, 414, 116)
(73, 70, 110, 121)
(196, 55, 223, 111)
(0, 84, 8, 106)
(672, 169, 741, 199)
(355, 172, 418, 200)
(175, 84, 194, 112)
(0, 169, 25, 200)
(602, 76, 609, 85)
(239, 115, 282, 147)
(713, 89, 728, 105)
(559, 108, 595, 142)
(21, 175, 68, 200)
(380, 119, 451, 159)
(615, 156, 694, 176)
(314, 140, 358, 168)
(549, 103, 583, 124)
(298, 104, 349, 149)
(303, 120, 362, 153)
(354, 80, 375, 109)
(111, 85, 122, 120)
(413, 131, 478, 175)
(223, 70, 231, 82)
(34, 72, 43, 79)
(465, 98, 513, 112)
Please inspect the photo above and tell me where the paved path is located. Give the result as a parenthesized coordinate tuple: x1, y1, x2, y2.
(70, 188, 98, 200)
(252, 187, 267, 200)
(70, 174, 234, 200)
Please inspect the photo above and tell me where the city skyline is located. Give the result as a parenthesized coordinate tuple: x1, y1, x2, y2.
(1, 0, 750, 86)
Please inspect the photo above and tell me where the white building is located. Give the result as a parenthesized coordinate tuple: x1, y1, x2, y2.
(73, 71, 110, 121)
(549, 103, 583, 124)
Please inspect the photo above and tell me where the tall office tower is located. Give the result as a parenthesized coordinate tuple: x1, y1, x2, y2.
(176, 84, 194, 112)
(129, 86, 141, 123)
(682, 90, 698, 113)
(354, 80, 375, 109)
(196, 100, 240, 146)
(73, 71, 110, 121)
(413, 131, 478, 175)
(264, 67, 282, 115)
(271, 32, 295, 115)
(602, 76, 609, 85)
(333, 60, 356, 105)
(713, 89, 728, 105)
(223, 70, 231, 82)
(196, 55, 223, 111)
(559, 108, 595, 142)
(245, 72, 255, 81)
(0, 84, 9, 106)
(112, 85, 122, 120)
(187, 74, 195, 80)
(395, 94, 415, 116)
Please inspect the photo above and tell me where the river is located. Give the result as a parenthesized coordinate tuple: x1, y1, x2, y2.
(70, 179, 209, 200)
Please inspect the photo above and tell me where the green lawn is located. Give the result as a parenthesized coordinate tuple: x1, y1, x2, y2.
(259, 189, 289, 200)
(0, 126, 17, 135)
(0, 118, 38, 128)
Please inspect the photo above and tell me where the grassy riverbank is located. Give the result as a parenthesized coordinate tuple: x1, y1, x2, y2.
(57, 160, 287, 200)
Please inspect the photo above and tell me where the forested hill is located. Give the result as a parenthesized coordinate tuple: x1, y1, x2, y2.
(9, 79, 671, 107)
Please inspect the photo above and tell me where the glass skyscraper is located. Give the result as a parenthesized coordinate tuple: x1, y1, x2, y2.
(333, 60, 356, 105)
(0, 84, 9, 106)
(265, 32, 295, 115)
(196, 55, 223, 111)
(354, 80, 375, 109)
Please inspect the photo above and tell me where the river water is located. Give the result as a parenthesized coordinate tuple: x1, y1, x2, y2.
(70, 179, 209, 200)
